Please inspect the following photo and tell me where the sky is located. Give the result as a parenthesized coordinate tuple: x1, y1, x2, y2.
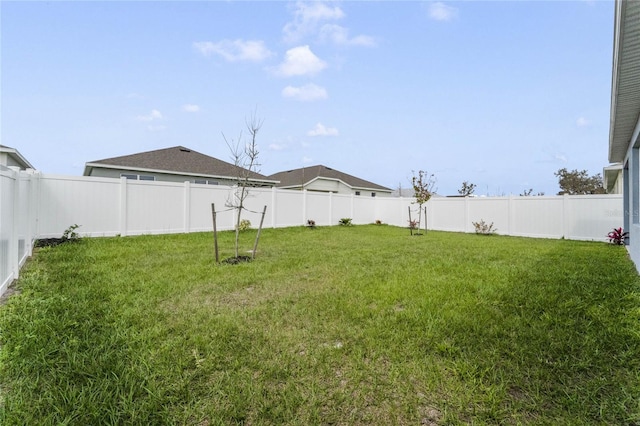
(1, 0, 615, 196)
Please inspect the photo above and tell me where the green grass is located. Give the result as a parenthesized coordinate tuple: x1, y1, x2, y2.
(1, 225, 639, 425)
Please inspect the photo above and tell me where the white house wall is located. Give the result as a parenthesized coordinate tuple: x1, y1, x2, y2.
(304, 178, 389, 197)
(306, 179, 342, 193)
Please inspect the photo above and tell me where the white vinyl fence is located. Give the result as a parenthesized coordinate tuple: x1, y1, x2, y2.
(0, 167, 39, 297)
(0, 171, 625, 297)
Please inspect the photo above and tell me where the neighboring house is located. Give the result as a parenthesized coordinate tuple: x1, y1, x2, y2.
(609, 0, 640, 269)
(603, 163, 623, 194)
(84, 146, 278, 187)
(267, 165, 393, 197)
(0, 145, 34, 170)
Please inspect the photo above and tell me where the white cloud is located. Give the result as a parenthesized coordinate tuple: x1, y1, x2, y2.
(555, 153, 568, 163)
(308, 122, 339, 136)
(274, 45, 327, 77)
(269, 143, 286, 151)
(182, 104, 200, 113)
(283, 1, 345, 43)
(136, 109, 163, 122)
(428, 2, 458, 22)
(147, 125, 166, 132)
(319, 24, 376, 47)
(193, 39, 273, 62)
(576, 117, 590, 127)
(282, 84, 328, 102)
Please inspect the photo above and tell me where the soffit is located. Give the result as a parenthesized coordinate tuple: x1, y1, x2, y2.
(610, 0, 640, 163)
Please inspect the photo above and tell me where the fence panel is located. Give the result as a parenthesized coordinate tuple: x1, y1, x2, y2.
(510, 197, 564, 238)
(467, 197, 511, 234)
(0, 168, 38, 296)
(565, 195, 624, 240)
(306, 191, 332, 226)
(0, 168, 16, 293)
(428, 198, 466, 232)
(125, 180, 185, 235)
(37, 175, 121, 238)
(331, 194, 353, 225)
(273, 189, 304, 228)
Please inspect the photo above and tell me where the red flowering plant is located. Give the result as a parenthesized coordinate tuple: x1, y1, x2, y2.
(607, 227, 628, 245)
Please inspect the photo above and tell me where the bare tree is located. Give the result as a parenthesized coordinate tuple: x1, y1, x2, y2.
(224, 112, 263, 258)
(520, 188, 545, 196)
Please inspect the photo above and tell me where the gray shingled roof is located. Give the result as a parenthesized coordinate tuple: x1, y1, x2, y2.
(267, 165, 392, 191)
(85, 146, 273, 181)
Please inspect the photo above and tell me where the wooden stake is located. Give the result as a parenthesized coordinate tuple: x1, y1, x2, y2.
(424, 206, 428, 234)
(252, 205, 267, 259)
(212, 203, 219, 263)
(408, 206, 413, 236)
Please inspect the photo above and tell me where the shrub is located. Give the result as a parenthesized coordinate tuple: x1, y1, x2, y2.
(408, 220, 418, 230)
(237, 219, 251, 231)
(472, 219, 497, 235)
(61, 224, 82, 242)
(339, 218, 353, 226)
(375, 220, 383, 225)
(607, 227, 628, 245)
(307, 219, 316, 228)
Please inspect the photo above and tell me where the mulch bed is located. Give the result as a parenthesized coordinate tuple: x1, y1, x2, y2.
(34, 238, 68, 248)
(221, 255, 252, 265)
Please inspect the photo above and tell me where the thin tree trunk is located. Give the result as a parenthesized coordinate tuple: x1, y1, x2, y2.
(408, 206, 413, 236)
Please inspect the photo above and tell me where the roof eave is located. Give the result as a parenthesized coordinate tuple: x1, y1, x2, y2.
(0, 146, 35, 170)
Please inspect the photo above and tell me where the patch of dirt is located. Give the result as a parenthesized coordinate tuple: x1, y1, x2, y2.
(0, 284, 20, 305)
(420, 406, 442, 425)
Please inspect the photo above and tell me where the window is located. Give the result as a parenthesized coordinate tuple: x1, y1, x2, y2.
(355, 191, 361, 196)
(121, 174, 156, 181)
(194, 179, 219, 185)
(371, 192, 376, 197)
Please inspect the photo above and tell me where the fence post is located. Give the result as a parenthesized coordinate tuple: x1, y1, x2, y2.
(271, 186, 277, 228)
(562, 194, 568, 239)
(507, 195, 513, 236)
(302, 189, 307, 225)
(183, 181, 191, 233)
(120, 177, 128, 236)
(350, 194, 354, 221)
(464, 196, 470, 233)
(25, 171, 37, 258)
(328, 192, 333, 226)
(9, 168, 20, 281)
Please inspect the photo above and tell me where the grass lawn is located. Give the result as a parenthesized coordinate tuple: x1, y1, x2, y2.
(1, 225, 639, 425)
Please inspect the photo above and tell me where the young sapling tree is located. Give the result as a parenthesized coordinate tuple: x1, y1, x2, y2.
(411, 170, 436, 234)
(224, 112, 264, 259)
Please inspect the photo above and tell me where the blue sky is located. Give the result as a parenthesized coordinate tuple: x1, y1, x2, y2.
(1, 1, 614, 195)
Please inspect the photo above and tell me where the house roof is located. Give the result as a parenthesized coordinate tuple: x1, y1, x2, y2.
(609, 0, 640, 163)
(84, 146, 276, 183)
(267, 165, 392, 192)
(0, 145, 35, 170)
